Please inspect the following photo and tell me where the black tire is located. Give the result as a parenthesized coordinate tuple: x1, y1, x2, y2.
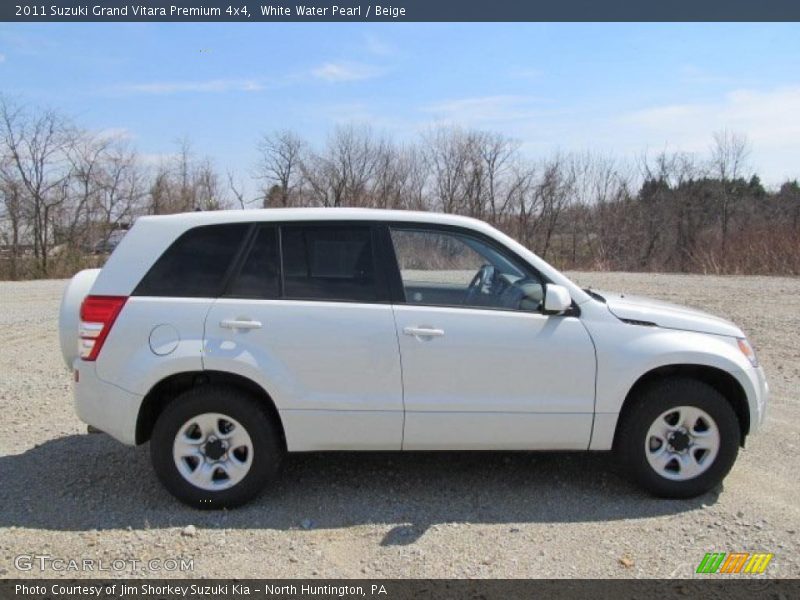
(615, 377, 740, 499)
(150, 384, 284, 509)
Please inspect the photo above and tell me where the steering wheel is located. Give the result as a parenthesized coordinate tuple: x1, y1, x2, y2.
(463, 264, 495, 305)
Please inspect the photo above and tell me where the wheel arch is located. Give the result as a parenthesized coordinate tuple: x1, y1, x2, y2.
(612, 364, 750, 449)
(136, 370, 286, 449)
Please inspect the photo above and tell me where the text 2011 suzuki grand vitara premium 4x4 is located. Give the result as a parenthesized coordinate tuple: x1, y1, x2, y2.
(59, 208, 768, 508)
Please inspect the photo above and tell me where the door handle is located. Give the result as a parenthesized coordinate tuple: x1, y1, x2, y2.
(220, 319, 262, 330)
(403, 326, 445, 338)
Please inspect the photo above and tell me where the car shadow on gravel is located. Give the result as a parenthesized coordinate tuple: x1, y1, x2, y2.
(0, 433, 717, 539)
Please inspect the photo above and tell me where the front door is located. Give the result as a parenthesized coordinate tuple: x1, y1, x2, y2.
(388, 226, 596, 450)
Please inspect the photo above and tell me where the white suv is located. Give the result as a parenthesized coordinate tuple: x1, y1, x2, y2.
(59, 208, 768, 507)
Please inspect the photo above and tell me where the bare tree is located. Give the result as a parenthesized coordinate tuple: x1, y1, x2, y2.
(0, 169, 25, 279)
(507, 162, 539, 248)
(0, 97, 73, 274)
(710, 131, 751, 259)
(477, 131, 519, 222)
(300, 125, 383, 208)
(424, 126, 472, 214)
(193, 158, 225, 211)
(92, 139, 144, 240)
(534, 155, 574, 260)
(255, 130, 304, 207)
(0, 103, 797, 281)
(569, 152, 631, 268)
(63, 131, 113, 248)
(227, 170, 248, 209)
(148, 140, 226, 214)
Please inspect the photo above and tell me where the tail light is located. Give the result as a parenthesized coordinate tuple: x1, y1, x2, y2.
(79, 296, 127, 361)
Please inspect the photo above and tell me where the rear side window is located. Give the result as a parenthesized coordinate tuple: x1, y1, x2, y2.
(281, 225, 378, 302)
(227, 226, 280, 299)
(134, 223, 249, 297)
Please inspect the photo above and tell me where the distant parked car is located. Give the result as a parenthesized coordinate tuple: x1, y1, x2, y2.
(59, 209, 768, 507)
(84, 229, 128, 255)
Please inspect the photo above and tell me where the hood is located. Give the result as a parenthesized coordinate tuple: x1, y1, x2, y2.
(598, 291, 744, 338)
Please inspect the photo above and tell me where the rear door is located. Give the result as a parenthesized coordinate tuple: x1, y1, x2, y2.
(203, 222, 404, 451)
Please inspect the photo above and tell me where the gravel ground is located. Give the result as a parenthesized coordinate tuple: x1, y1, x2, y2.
(0, 272, 798, 579)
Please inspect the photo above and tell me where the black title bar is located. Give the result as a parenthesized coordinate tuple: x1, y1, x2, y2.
(3, 580, 800, 600)
(2, 0, 800, 22)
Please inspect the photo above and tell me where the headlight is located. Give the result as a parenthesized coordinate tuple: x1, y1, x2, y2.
(737, 338, 759, 367)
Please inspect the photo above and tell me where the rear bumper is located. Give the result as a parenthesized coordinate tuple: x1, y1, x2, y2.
(73, 361, 143, 445)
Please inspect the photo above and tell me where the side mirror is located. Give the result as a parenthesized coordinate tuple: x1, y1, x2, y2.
(518, 283, 544, 311)
(543, 284, 572, 314)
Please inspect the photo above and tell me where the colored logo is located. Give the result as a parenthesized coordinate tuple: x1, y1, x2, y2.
(696, 552, 773, 574)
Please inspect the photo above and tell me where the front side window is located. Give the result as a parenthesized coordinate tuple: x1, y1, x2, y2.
(281, 225, 378, 302)
(390, 227, 543, 311)
(134, 223, 249, 297)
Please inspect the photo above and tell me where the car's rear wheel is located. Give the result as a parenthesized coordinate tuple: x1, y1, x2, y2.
(616, 377, 740, 498)
(150, 385, 283, 509)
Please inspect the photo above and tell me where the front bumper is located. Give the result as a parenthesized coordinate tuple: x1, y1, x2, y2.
(73, 361, 143, 445)
(745, 365, 769, 435)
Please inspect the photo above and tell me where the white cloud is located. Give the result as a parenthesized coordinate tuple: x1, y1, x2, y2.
(318, 102, 410, 131)
(422, 95, 547, 124)
(678, 65, 741, 86)
(617, 86, 800, 180)
(364, 34, 396, 57)
(0, 53, 6, 63)
(417, 86, 800, 185)
(311, 62, 383, 83)
(541, 86, 800, 185)
(110, 79, 264, 95)
(95, 127, 135, 141)
(508, 67, 543, 81)
(138, 152, 179, 166)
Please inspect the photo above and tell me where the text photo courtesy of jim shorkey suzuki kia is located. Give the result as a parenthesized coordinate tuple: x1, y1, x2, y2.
(12, 584, 385, 596)
(0, 0, 799, 589)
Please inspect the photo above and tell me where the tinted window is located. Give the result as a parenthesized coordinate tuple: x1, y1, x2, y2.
(281, 225, 377, 302)
(227, 226, 279, 299)
(390, 227, 543, 311)
(134, 224, 249, 297)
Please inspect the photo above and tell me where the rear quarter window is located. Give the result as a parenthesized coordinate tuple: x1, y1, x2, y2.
(133, 223, 250, 298)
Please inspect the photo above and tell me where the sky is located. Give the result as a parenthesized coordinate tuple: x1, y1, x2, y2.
(1, 22, 799, 197)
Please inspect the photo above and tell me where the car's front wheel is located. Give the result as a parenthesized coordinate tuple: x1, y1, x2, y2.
(616, 378, 741, 498)
(150, 385, 283, 509)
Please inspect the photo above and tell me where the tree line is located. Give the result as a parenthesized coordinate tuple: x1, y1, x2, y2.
(1, 96, 798, 279)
